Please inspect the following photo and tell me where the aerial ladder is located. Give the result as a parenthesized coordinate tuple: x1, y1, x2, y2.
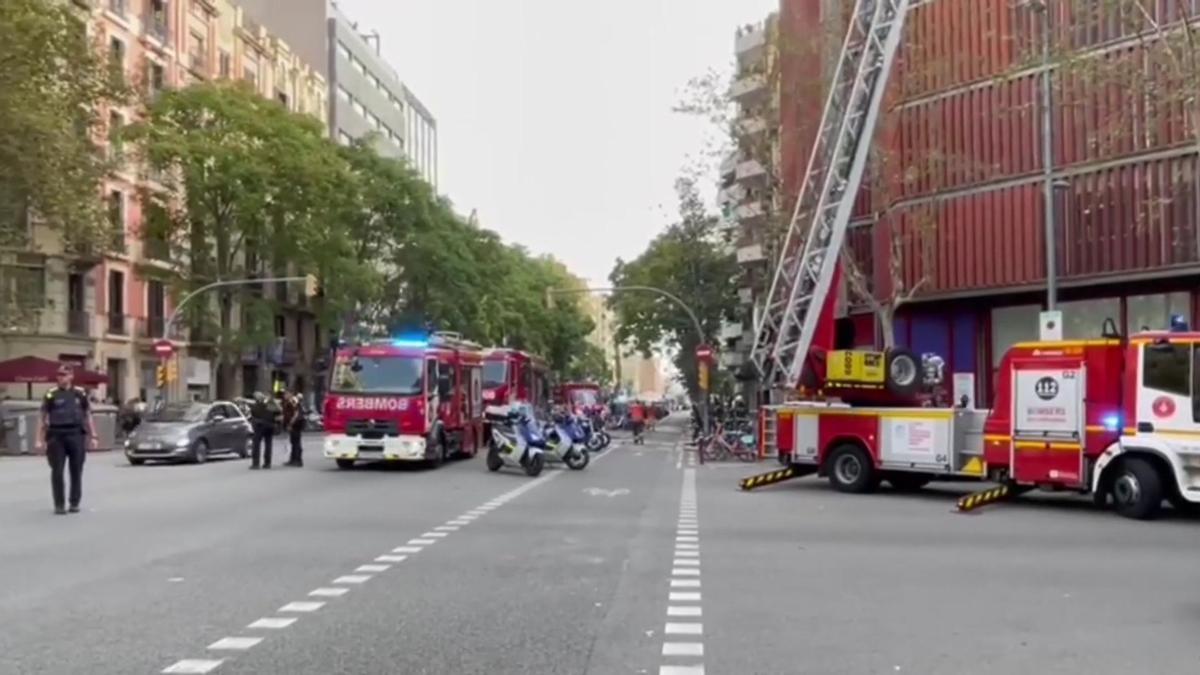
(749, 0, 912, 397)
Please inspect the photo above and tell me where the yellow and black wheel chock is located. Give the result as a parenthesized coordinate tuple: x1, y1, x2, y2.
(739, 466, 816, 491)
(956, 483, 1031, 513)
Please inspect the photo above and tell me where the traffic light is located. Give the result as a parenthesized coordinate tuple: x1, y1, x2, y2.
(156, 364, 167, 388)
(698, 361, 710, 392)
(166, 359, 178, 384)
(304, 273, 319, 298)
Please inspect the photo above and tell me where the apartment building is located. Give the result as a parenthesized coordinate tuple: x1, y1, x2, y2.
(717, 14, 781, 399)
(778, 0, 1200, 404)
(0, 0, 328, 402)
(237, 0, 439, 187)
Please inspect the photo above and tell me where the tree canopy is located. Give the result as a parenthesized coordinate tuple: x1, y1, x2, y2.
(608, 178, 738, 397)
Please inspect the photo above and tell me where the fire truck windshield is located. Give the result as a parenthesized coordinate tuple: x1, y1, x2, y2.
(569, 389, 598, 407)
(331, 355, 424, 395)
(483, 360, 507, 389)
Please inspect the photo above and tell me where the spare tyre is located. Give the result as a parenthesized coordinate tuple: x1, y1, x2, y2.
(885, 349, 920, 398)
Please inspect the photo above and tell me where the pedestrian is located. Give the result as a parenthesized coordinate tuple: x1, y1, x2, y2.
(248, 391, 276, 470)
(35, 365, 97, 515)
(629, 400, 646, 445)
(282, 389, 305, 467)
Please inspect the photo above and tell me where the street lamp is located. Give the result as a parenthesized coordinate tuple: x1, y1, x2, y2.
(1025, 0, 1059, 310)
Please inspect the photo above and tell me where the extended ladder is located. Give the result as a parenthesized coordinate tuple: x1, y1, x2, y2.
(750, 0, 911, 391)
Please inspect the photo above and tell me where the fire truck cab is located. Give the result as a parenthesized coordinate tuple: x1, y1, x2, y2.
(482, 349, 550, 408)
(323, 332, 485, 469)
(766, 329, 1200, 520)
(557, 382, 604, 416)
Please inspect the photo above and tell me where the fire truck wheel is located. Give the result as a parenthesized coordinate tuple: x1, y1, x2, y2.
(486, 447, 503, 472)
(827, 444, 879, 494)
(428, 437, 446, 468)
(1110, 457, 1164, 520)
(886, 473, 931, 492)
(885, 350, 920, 397)
(336, 459, 355, 470)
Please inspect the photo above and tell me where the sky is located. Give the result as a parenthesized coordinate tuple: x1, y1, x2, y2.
(338, 0, 778, 287)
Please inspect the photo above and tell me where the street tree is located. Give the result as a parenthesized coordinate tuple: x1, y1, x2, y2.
(131, 82, 357, 396)
(608, 177, 738, 398)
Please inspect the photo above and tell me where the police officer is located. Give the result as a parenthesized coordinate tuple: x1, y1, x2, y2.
(249, 391, 277, 470)
(282, 389, 305, 467)
(35, 365, 97, 515)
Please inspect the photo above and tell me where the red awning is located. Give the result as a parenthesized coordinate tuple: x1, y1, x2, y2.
(0, 356, 108, 385)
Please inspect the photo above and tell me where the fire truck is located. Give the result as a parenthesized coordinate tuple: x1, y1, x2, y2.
(322, 332, 485, 469)
(557, 382, 604, 416)
(481, 348, 550, 408)
(742, 0, 1199, 519)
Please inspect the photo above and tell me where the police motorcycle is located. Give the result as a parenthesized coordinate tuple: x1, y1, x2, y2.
(485, 403, 546, 477)
(577, 412, 610, 452)
(540, 407, 591, 470)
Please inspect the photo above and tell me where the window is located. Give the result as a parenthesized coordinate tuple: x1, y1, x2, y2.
(337, 130, 353, 146)
(148, 0, 168, 41)
(274, 314, 285, 337)
(108, 111, 124, 160)
(337, 86, 351, 103)
(338, 41, 352, 60)
(353, 58, 366, 76)
(243, 65, 257, 87)
(190, 0, 207, 19)
(366, 112, 380, 130)
(148, 61, 166, 96)
(991, 304, 1040, 367)
(147, 280, 166, 337)
(109, 0, 127, 16)
(1060, 297, 1120, 340)
(1143, 343, 1190, 397)
(108, 37, 126, 83)
(189, 31, 206, 72)
(277, 91, 289, 108)
(0, 260, 46, 312)
(1127, 292, 1191, 335)
(368, 74, 380, 90)
(352, 100, 365, 117)
(107, 270, 126, 334)
(107, 190, 125, 249)
(219, 50, 231, 78)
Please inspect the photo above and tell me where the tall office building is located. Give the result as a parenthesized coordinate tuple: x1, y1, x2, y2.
(237, 0, 438, 187)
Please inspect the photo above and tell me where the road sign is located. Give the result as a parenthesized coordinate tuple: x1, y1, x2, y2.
(695, 345, 713, 361)
(154, 339, 174, 357)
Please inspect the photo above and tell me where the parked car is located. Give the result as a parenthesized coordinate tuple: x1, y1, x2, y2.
(124, 401, 252, 465)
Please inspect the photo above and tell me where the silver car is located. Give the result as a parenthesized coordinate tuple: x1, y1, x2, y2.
(124, 401, 252, 465)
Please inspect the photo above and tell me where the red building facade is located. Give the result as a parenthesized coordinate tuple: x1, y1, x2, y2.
(779, 0, 1200, 402)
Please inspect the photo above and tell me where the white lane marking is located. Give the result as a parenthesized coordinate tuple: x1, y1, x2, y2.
(675, 536, 699, 543)
(665, 623, 703, 635)
(677, 520, 698, 526)
(248, 618, 295, 629)
(376, 554, 408, 563)
(437, 524, 462, 530)
(356, 564, 390, 573)
(673, 559, 700, 567)
(674, 550, 699, 557)
(454, 516, 476, 522)
(279, 601, 324, 612)
(208, 637, 262, 650)
(660, 665, 705, 674)
(672, 568, 700, 576)
(308, 588, 349, 598)
(168, 577, 185, 583)
(670, 592, 702, 601)
(392, 546, 422, 554)
(408, 538, 436, 545)
(677, 530, 698, 536)
(668, 605, 702, 617)
(422, 531, 449, 538)
(162, 660, 224, 674)
(333, 575, 371, 584)
(663, 643, 704, 657)
(675, 543, 699, 550)
(671, 579, 701, 588)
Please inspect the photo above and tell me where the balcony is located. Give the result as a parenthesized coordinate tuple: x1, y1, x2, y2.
(66, 310, 92, 338)
(730, 73, 768, 105)
(720, 351, 747, 369)
(736, 159, 768, 184)
(106, 312, 128, 336)
(738, 117, 768, 138)
(143, 13, 170, 45)
(735, 201, 766, 224)
(719, 183, 745, 207)
(720, 320, 744, 341)
(738, 287, 754, 305)
(735, 23, 768, 63)
(188, 51, 207, 77)
(137, 315, 166, 340)
(737, 244, 766, 264)
(719, 153, 737, 180)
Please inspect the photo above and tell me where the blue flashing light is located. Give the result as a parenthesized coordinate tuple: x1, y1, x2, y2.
(391, 336, 429, 348)
(1170, 314, 1189, 332)
(1102, 414, 1121, 432)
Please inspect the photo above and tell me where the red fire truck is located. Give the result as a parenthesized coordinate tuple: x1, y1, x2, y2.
(322, 332, 485, 469)
(759, 327, 1200, 520)
(481, 348, 550, 408)
(557, 382, 604, 416)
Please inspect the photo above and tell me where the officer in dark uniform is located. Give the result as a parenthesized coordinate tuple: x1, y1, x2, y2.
(35, 365, 97, 515)
(249, 391, 276, 470)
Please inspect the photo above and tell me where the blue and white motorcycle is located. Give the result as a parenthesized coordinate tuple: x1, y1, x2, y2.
(485, 405, 546, 477)
(542, 410, 590, 471)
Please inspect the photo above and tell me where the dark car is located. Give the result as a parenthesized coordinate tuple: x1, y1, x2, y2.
(124, 401, 252, 465)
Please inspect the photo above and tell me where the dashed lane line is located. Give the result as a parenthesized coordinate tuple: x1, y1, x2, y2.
(660, 467, 704, 675)
(162, 441, 622, 674)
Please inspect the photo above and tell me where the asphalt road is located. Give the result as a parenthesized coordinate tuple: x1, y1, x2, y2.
(1, 420, 1198, 675)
